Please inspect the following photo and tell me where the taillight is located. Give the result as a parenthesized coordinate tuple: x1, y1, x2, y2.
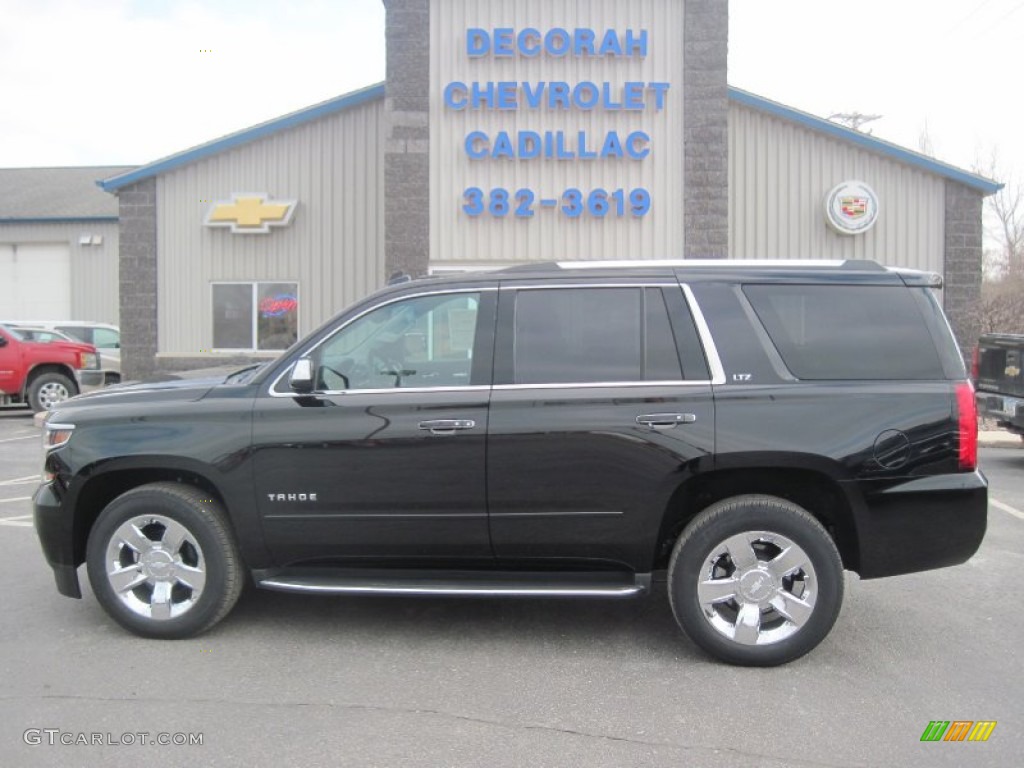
(955, 381, 977, 471)
(970, 345, 980, 383)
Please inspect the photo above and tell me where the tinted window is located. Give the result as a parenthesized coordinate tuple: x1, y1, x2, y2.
(93, 328, 120, 349)
(512, 288, 683, 384)
(316, 292, 480, 390)
(55, 326, 90, 344)
(743, 284, 945, 380)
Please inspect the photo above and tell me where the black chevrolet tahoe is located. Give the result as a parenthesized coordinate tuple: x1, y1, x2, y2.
(33, 260, 987, 666)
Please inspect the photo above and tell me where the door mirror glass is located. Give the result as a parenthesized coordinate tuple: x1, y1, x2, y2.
(289, 357, 315, 393)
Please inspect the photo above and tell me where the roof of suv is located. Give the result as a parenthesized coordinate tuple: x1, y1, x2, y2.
(405, 260, 941, 288)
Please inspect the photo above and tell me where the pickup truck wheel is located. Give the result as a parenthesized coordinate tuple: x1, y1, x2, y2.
(86, 482, 243, 639)
(668, 495, 843, 667)
(28, 372, 76, 411)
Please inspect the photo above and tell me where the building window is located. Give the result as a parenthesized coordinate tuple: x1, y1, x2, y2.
(212, 282, 298, 351)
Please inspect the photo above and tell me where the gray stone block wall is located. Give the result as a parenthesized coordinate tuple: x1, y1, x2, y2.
(383, 0, 430, 278)
(117, 178, 158, 380)
(683, 0, 729, 258)
(944, 182, 985, 361)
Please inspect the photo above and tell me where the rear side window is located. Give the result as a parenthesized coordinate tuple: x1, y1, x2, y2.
(743, 284, 945, 380)
(511, 287, 683, 384)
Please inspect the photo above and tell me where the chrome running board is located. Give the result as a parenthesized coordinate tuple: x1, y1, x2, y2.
(255, 568, 650, 598)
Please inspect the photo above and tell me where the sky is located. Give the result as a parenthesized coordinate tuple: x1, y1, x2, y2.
(0, 0, 1020, 193)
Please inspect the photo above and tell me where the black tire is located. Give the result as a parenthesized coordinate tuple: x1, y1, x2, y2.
(86, 482, 243, 639)
(668, 495, 843, 667)
(27, 371, 77, 411)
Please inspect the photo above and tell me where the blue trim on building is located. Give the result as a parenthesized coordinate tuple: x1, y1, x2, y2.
(99, 83, 386, 192)
(98, 80, 1001, 196)
(728, 87, 1002, 195)
(0, 216, 119, 223)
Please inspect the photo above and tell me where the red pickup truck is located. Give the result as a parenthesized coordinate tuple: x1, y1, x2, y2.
(0, 324, 103, 411)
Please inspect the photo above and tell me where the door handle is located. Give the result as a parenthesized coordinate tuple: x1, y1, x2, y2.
(418, 419, 476, 436)
(636, 413, 697, 430)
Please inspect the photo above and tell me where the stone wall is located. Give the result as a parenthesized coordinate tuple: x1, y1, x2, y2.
(944, 182, 984, 360)
(383, 0, 431, 278)
(117, 178, 158, 380)
(683, 0, 729, 258)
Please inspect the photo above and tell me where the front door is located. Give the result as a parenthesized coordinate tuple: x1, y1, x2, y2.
(253, 288, 496, 564)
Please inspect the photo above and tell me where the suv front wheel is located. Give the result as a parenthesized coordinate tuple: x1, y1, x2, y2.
(86, 482, 243, 639)
(668, 495, 844, 666)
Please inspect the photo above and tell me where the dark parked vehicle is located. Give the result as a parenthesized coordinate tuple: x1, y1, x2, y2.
(34, 260, 986, 666)
(974, 332, 1024, 438)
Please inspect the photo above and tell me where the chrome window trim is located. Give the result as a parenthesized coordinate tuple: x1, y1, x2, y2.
(269, 384, 490, 399)
(267, 286, 495, 397)
(555, 259, 847, 269)
(500, 282, 678, 290)
(680, 283, 726, 385)
(491, 380, 710, 391)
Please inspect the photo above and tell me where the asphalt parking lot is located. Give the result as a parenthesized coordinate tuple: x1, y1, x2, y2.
(0, 405, 1021, 768)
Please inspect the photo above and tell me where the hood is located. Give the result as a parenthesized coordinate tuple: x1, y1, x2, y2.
(25, 339, 96, 354)
(57, 375, 225, 408)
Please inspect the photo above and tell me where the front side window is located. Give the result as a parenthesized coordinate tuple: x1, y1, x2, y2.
(511, 287, 683, 384)
(213, 282, 298, 351)
(314, 292, 480, 391)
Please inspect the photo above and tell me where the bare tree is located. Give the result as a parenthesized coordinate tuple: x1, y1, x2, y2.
(827, 112, 882, 134)
(969, 153, 1024, 334)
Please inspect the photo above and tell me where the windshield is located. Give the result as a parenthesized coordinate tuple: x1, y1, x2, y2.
(0, 325, 25, 341)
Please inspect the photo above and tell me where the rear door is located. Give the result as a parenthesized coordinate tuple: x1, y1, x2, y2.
(486, 280, 717, 570)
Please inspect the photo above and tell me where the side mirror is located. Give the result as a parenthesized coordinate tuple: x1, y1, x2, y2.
(0, 335, 7, 347)
(289, 357, 315, 393)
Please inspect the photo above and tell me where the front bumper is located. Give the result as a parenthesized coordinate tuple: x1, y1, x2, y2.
(32, 482, 81, 598)
(74, 369, 104, 394)
(848, 470, 988, 579)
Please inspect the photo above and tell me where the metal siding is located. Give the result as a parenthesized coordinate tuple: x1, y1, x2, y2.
(430, 0, 684, 266)
(0, 221, 119, 322)
(729, 103, 945, 271)
(157, 99, 384, 356)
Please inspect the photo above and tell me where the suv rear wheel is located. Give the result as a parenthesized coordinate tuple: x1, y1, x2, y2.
(86, 482, 243, 639)
(668, 495, 843, 666)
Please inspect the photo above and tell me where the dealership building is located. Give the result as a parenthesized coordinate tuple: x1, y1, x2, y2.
(5, 1, 1001, 379)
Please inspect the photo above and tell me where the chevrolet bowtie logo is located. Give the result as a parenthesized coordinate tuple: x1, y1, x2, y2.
(205, 193, 297, 234)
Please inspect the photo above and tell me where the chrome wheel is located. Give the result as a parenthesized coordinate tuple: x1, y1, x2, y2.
(697, 530, 817, 646)
(37, 380, 71, 409)
(104, 514, 207, 620)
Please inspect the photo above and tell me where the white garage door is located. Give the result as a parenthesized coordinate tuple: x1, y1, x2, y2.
(0, 243, 71, 319)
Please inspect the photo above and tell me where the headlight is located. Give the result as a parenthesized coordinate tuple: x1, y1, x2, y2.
(79, 352, 100, 370)
(44, 423, 75, 451)
(42, 422, 74, 482)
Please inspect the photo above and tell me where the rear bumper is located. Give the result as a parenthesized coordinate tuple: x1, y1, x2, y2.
(32, 482, 81, 598)
(847, 470, 988, 579)
(977, 391, 1024, 431)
